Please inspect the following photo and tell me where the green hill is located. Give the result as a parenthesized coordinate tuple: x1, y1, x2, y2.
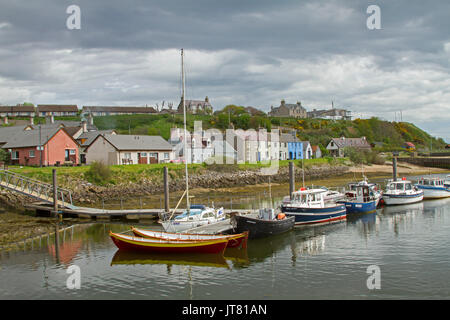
(92, 111, 447, 153)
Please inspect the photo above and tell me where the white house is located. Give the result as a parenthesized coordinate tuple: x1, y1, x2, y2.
(85, 134, 174, 165)
(300, 141, 313, 159)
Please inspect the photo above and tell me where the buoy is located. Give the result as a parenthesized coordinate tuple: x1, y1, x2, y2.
(277, 213, 286, 220)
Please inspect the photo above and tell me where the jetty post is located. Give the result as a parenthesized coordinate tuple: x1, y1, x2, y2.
(52, 169, 58, 217)
(289, 161, 295, 200)
(164, 166, 170, 212)
(392, 151, 399, 181)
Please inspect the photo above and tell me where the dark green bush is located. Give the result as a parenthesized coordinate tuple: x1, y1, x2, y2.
(85, 161, 111, 185)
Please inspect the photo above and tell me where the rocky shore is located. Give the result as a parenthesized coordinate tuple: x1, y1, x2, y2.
(0, 164, 350, 207)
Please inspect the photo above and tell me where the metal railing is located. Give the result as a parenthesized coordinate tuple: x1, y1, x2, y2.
(0, 169, 73, 208)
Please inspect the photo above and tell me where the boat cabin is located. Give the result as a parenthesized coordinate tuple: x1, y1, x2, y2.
(417, 177, 445, 187)
(386, 179, 414, 192)
(345, 185, 373, 202)
(291, 189, 326, 208)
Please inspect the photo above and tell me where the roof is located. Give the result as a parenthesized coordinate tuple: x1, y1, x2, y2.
(2, 127, 73, 148)
(0, 105, 35, 112)
(37, 105, 78, 112)
(330, 137, 371, 149)
(405, 142, 415, 147)
(90, 134, 173, 151)
(82, 106, 157, 113)
(77, 130, 117, 147)
(280, 133, 300, 143)
(0, 125, 30, 144)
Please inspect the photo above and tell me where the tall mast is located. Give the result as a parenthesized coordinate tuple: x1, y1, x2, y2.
(181, 48, 190, 213)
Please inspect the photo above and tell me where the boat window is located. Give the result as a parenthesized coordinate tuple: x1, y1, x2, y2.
(396, 183, 404, 190)
(405, 183, 412, 190)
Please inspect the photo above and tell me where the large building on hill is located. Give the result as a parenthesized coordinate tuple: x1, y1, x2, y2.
(268, 100, 307, 118)
(177, 96, 213, 114)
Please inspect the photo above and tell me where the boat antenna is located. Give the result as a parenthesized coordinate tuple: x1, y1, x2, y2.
(302, 156, 305, 188)
(182, 48, 190, 215)
(269, 176, 273, 209)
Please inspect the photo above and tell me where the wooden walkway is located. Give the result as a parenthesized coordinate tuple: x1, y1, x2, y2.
(0, 169, 75, 208)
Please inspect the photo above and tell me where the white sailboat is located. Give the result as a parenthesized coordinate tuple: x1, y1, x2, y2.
(161, 49, 225, 232)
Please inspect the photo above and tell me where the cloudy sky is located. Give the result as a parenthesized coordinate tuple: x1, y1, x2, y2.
(0, 0, 449, 142)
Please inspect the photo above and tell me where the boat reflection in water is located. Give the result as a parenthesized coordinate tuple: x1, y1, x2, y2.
(380, 201, 423, 236)
(111, 250, 230, 270)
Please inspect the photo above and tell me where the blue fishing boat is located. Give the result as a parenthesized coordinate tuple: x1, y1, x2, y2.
(337, 184, 378, 214)
(281, 188, 347, 226)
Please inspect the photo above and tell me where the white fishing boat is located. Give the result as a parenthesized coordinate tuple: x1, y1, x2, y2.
(382, 178, 423, 205)
(444, 175, 450, 188)
(415, 177, 450, 199)
(161, 49, 226, 232)
(162, 205, 226, 232)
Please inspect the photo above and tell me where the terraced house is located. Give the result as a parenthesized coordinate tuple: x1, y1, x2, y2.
(37, 104, 79, 117)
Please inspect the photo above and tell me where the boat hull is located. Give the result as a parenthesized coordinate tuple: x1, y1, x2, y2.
(233, 215, 295, 239)
(338, 200, 377, 214)
(110, 232, 228, 254)
(382, 192, 424, 205)
(415, 186, 450, 199)
(131, 227, 248, 249)
(281, 205, 347, 226)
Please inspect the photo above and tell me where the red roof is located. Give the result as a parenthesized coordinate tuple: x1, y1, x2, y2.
(405, 142, 415, 147)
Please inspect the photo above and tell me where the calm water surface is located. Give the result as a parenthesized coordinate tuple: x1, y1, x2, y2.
(1, 173, 450, 299)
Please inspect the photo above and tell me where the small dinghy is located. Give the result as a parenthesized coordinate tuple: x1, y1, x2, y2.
(131, 227, 248, 249)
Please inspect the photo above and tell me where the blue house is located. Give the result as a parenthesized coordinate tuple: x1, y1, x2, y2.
(281, 132, 303, 160)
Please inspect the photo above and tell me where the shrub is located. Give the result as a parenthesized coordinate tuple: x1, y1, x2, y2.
(85, 161, 111, 185)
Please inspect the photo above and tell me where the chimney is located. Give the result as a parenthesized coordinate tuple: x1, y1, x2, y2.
(205, 96, 209, 103)
(88, 113, 94, 125)
(46, 115, 54, 124)
(82, 120, 87, 133)
(281, 99, 285, 106)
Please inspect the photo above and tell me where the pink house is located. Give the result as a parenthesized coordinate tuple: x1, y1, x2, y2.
(3, 127, 79, 166)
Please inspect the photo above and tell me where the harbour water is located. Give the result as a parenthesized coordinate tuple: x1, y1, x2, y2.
(0, 173, 449, 299)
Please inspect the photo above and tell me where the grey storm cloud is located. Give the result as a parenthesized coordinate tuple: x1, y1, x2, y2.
(0, 0, 449, 141)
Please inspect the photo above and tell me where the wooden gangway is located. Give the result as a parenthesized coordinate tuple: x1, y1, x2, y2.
(0, 169, 75, 209)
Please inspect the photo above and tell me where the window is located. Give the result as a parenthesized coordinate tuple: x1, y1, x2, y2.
(11, 151, 19, 159)
(69, 149, 76, 155)
(124, 153, 131, 159)
(29, 150, 35, 158)
(141, 152, 147, 157)
(164, 153, 169, 159)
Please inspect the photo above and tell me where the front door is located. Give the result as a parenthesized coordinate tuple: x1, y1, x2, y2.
(138, 153, 148, 164)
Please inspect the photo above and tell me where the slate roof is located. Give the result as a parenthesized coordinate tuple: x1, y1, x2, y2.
(330, 137, 371, 149)
(280, 133, 300, 143)
(37, 105, 78, 112)
(82, 106, 157, 113)
(0, 106, 35, 113)
(0, 125, 30, 144)
(91, 134, 173, 151)
(77, 130, 117, 147)
(2, 127, 65, 148)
